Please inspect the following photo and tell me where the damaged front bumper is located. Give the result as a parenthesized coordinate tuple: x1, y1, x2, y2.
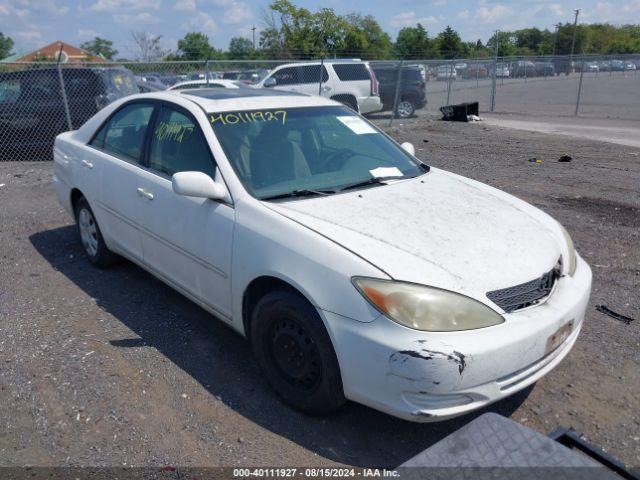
(321, 254, 592, 422)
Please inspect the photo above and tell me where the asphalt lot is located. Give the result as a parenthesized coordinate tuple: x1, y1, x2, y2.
(0, 115, 639, 469)
(423, 71, 640, 120)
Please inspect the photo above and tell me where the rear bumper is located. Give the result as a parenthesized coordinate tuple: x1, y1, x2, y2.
(358, 96, 383, 115)
(322, 254, 592, 422)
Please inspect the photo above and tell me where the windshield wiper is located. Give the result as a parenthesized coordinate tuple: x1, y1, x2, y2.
(339, 176, 404, 192)
(261, 189, 336, 201)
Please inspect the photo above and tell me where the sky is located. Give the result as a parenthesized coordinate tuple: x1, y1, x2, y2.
(2, 0, 640, 57)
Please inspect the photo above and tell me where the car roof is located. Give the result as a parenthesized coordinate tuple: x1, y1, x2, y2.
(136, 89, 341, 112)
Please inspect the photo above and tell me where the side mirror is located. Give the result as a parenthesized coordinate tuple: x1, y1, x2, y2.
(263, 77, 277, 88)
(172, 171, 226, 200)
(401, 142, 415, 156)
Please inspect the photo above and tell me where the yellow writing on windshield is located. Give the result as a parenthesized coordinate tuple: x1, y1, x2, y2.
(155, 121, 194, 142)
(210, 110, 287, 126)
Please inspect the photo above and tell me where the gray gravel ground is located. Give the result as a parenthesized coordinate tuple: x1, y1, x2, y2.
(0, 115, 638, 469)
(423, 71, 640, 121)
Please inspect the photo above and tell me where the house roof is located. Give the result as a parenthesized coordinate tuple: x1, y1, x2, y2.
(10, 41, 105, 63)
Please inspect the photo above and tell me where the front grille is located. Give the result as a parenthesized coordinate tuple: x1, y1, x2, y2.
(486, 265, 559, 313)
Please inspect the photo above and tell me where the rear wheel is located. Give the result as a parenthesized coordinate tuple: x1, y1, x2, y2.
(74, 196, 120, 268)
(251, 291, 346, 415)
(395, 100, 415, 118)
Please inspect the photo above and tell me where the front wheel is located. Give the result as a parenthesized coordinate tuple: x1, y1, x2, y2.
(250, 291, 346, 415)
(75, 196, 120, 268)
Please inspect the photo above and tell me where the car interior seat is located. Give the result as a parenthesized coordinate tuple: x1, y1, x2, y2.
(249, 122, 311, 190)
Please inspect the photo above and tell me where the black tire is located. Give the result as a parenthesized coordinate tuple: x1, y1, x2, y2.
(395, 99, 416, 118)
(250, 290, 346, 415)
(74, 196, 121, 268)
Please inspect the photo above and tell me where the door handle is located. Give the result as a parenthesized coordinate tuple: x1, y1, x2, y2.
(81, 159, 93, 169)
(136, 187, 154, 200)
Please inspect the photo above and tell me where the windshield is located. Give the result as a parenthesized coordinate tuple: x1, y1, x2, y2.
(209, 106, 425, 199)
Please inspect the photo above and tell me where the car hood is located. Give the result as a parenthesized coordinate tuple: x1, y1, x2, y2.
(265, 169, 563, 310)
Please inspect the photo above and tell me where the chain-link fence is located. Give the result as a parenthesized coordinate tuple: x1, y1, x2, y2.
(1, 53, 639, 161)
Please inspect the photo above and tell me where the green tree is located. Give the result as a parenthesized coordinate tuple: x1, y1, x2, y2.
(80, 37, 118, 60)
(345, 14, 392, 59)
(434, 26, 463, 59)
(228, 36, 254, 59)
(175, 32, 222, 60)
(260, 0, 391, 59)
(0, 33, 14, 60)
(395, 23, 431, 59)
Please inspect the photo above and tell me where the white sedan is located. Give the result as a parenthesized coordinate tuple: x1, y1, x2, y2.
(53, 89, 592, 421)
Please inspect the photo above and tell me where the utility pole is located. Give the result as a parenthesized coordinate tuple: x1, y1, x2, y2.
(251, 25, 256, 50)
(569, 9, 581, 71)
(490, 29, 499, 112)
(552, 23, 561, 55)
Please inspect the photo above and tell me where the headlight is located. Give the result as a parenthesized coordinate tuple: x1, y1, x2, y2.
(352, 278, 504, 332)
(558, 223, 577, 276)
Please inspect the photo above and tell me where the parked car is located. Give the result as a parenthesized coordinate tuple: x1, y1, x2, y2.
(510, 61, 537, 78)
(255, 60, 382, 114)
(370, 64, 427, 118)
(462, 64, 489, 79)
(625, 62, 636, 71)
(53, 88, 591, 422)
(0, 66, 137, 160)
(534, 62, 555, 77)
(610, 60, 625, 71)
(135, 75, 166, 91)
(167, 79, 242, 91)
(436, 64, 457, 81)
(597, 60, 611, 72)
(137, 81, 165, 93)
(189, 72, 222, 81)
(583, 62, 599, 73)
(495, 63, 510, 78)
(236, 69, 269, 84)
(454, 62, 467, 74)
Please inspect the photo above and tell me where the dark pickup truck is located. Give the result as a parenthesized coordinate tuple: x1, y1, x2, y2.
(370, 65, 427, 118)
(0, 66, 138, 161)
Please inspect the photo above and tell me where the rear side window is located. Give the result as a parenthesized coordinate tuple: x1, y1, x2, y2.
(299, 65, 329, 84)
(148, 105, 215, 178)
(90, 102, 154, 163)
(333, 63, 371, 81)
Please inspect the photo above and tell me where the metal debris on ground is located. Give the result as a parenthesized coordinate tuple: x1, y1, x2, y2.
(559, 155, 573, 162)
(595, 305, 635, 325)
(528, 158, 543, 164)
(439, 101, 480, 122)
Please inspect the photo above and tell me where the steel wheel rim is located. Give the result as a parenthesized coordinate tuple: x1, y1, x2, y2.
(78, 208, 98, 257)
(397, 101, 413, 117)
(269, 317, 322, 391)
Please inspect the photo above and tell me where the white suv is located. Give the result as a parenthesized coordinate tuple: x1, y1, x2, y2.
(255, 60, 382, 114)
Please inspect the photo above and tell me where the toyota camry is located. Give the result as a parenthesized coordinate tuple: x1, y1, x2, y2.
(53, 89, 592, 421)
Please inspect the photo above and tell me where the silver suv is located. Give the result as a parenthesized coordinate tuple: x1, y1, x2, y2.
(255, 60, 382, 114)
